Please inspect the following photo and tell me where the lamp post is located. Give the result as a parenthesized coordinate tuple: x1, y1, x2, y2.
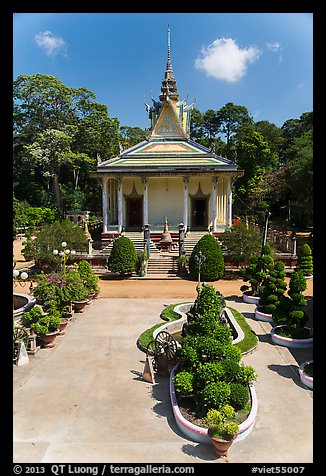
(13, 269, 29, 287)
(53, 242, 76, 272)
(261, 211, 271, 257)
(194, 251, 206, 296)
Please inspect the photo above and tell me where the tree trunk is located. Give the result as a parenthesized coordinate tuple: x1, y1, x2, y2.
(52, 173, 62, 210)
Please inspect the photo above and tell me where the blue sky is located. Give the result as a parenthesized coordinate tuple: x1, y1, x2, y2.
(13, 12, 313, 131)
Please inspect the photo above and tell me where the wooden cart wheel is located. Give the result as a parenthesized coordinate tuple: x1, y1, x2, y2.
(155, 331, 178, 361)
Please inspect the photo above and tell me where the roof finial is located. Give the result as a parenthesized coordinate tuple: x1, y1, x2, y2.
(167, 25, 171, 71)
(160, 25, 179, 102)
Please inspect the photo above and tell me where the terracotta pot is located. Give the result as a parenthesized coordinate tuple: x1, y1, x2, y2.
(58, 318, 69, 335)
(40, 330, 60, 348)
(72, 300, 89, 313)
(209, 434, 237, 457)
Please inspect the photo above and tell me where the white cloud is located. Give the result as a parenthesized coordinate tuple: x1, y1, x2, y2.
(266, 42, 281, 52)
(266, 42, 283, 63)
(194, 37, 261, 82)
(35, 31, 67, 57)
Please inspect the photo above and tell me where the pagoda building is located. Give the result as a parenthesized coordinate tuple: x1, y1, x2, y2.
(93, 29, 243, 242)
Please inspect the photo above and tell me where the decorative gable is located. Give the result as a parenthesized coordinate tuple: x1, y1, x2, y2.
(151, 102, 187, 140)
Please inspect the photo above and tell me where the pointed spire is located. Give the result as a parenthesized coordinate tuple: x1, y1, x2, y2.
(166, 25, 172, 72)
(159, 25, 179, 102)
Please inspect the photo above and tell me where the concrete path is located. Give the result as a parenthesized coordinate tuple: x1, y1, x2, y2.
(13, 297, 313, 464)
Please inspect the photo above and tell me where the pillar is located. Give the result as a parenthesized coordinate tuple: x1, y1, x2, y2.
(183, 177, 189, 230)
(142, 177, 148, 226)
(212, 176, 218, 232)
(102, 177, 108, 233)
(117, 177, 123, 233)
(227, 177, 234, 227)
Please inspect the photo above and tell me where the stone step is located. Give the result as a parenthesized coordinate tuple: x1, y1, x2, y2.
(147, 254, 179, 275)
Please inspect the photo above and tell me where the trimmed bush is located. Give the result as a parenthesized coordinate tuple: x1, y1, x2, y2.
(297, 244, 313, 276)
(258, 260, 287, 314)
(229, 383, 250, 411)
(173, 371, 194, 396)
(77, 260, 100, 293)
(241, 245, 274, 297)
(201, 381, 231, 410)
(108, 235, 137, 275)
(189, 234, 224, 281)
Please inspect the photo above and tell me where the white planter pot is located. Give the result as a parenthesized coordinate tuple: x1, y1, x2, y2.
(242, 292, 260, 305)
(298, 361, 313, 389)
(254, 307, 274, 323)
(271, 325, 313, 349)
(170, 365, 258, 444)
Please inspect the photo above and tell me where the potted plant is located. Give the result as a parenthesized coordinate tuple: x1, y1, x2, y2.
(177, 254, 189, 276)
(254, 260, 287, 323)
(240, 245, 273, 304)
(70, 281, 89, 313)
(136, 250, 149, 277)
(204, 406, 239, 457)
(30, 310, 61, 348)
(77, 260, 101, 297)
(271, 270, 313, 348)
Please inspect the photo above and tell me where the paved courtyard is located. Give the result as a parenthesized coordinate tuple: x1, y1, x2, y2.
(13, 294, 313, 464)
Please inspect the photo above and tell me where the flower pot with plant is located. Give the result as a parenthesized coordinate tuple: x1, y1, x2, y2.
(71, 282, 89, 313)
(205, 405, 239, 457)
(271, 270, 313, 348)
(177, 254, 189, 276)
(77, 260, 101, 297)
(136, 250, 149, 277)
(30, 310, 61, 348)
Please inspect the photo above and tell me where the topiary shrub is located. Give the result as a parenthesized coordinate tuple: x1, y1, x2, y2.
(241, 244, 274, 297)
(258, 260, 287, 314)
(108, 235, 137, 275)
(201, 381, 231, 410)
(229, 383, 250, 411)
(189, 234, 224, 281)
(297, 244, 313, 276)
(273, 270, 309, 338)
(77, 260, 100, 293)
(195, 362, 225, 389)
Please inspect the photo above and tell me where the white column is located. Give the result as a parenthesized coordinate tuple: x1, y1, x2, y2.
(221, 177, 226, 225)
(102, 177, 108, 233)
(227, 177, 233, 227)
(142, 177, 148, 225)
(117, 177, 123, 233)
(212, 176, 218, 232)
(183, 177, 189, 230)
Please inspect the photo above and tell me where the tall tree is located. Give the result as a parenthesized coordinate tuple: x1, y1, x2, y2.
(216, 102, 253, 146)
(24, 129, 72, 210)
(13, 74, 121, 211)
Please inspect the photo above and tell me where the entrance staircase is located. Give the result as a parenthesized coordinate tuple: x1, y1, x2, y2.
(183, 231, 208, 255)
(146, 252, 179, 277)
(99, 230, 209, 277)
